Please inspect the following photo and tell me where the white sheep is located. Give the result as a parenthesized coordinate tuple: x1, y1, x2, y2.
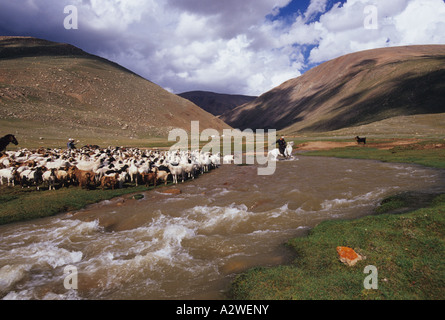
(42, 168, 57, 190)
(168, 163, 184, 184)
(0, 168, 16, 186)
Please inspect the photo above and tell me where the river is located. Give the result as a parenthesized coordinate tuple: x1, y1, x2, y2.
(1, 156, 444, 300)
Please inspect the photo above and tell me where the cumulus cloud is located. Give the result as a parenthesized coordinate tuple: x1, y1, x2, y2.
(0, 0, 444, 96)
(308, 0, 445, 63)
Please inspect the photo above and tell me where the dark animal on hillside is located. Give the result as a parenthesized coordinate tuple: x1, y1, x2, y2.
(0, 134, 18, 152)
(355, 136, 366, 145)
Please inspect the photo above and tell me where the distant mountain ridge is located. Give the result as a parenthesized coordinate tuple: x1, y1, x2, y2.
(220, 45, 445, 133)
(0, 37, 230, 146)
(178, 91, 257, 116)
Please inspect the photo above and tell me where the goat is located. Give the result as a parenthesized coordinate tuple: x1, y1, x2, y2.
(141, 169, 157, 188)
(156, 169, 171, 186)
(68, 166, 95, 189)
(100, 173, 118, 190)
(355, 136, 367, 145)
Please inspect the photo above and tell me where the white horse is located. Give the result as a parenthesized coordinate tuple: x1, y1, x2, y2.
(284, 141, 294, 158)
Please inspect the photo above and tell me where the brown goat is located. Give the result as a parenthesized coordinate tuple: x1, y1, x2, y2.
(68, 166, 95, 189)
(141, 170, 157, 188)
(100, 174, 118, 190)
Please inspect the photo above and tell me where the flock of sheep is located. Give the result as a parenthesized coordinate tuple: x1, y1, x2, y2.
(0, 145, 225, 192)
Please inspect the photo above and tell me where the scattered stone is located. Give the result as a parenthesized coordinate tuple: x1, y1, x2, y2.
(132, 194, 144, 200)
(336, 246, 364, 266)
(161, 189, 181, 195)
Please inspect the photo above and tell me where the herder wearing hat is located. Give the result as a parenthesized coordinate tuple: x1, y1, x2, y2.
(67, 138, 76, 150)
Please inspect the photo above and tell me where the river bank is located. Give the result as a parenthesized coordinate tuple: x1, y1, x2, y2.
(230, 192, 445, 300)
(229, 138, 445, 300)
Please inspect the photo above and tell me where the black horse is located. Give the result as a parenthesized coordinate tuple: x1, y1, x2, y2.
(0, 134, 19, 152)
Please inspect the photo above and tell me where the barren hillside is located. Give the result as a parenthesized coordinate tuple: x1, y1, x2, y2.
(221, 45, 445, 134)
(0, 37, 230, 147)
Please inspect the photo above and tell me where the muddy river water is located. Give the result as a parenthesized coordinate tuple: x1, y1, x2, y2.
(1, 156, 444, 300)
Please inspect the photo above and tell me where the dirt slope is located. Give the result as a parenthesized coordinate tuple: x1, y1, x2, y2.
(0, 37, 230, 146)
(221, 45, 445, 133)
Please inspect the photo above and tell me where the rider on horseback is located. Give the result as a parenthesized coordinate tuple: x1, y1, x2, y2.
(276, 136, 286, 157)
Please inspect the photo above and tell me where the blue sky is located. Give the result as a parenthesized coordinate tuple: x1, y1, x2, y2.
(0, 0, 444, 96)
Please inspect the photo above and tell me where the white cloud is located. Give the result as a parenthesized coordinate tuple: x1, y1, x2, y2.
(307, 0, 445, 64)
(305, 0, 329, 21)
(1, 0, 444, 96)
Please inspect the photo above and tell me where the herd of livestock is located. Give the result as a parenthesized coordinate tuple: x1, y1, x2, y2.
(0, 145, 225, 191)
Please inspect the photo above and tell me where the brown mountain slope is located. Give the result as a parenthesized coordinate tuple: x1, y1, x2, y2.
(178, 91, 257, 116)
(220, 45, 445, 133)
(0, 37, 230, 147)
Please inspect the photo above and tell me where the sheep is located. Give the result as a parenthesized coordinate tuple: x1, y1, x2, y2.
(56, 169, 70, 188)
(19, 167, 43, 190)
(42, 168, 57, 190)
(0, 144, 221, 192)
(0, 167, 16, 186)
(181, 162, 196, 180)
(168, 163, 184, 184)
(117, 171, 129, 189)
(128, 160, 140, 186)
(223, 154, 234, 164)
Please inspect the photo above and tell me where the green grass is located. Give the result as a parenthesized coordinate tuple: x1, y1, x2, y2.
(298, 139, 445, 168)
(230, 193, 445, 300)
(0, 184, 150, 225)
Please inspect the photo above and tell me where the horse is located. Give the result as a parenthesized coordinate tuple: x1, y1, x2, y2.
(284, 141, 294, 158)
(0, 134, 18, 152)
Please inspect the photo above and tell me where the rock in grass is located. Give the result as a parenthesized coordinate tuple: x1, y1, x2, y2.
(336, 246, 363, 266)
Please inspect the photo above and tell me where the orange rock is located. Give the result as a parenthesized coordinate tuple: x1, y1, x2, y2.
(337, 246, 363, 266)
